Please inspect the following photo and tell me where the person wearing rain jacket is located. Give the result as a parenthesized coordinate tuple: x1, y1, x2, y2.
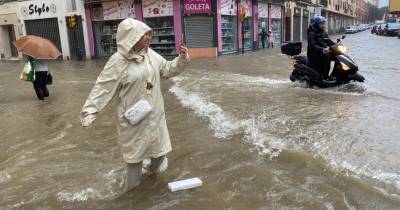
(79, 18, 189, 191)
(307, 16, 335, 80)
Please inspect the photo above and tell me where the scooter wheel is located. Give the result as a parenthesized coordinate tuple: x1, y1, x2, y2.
(290, 74, 296, 82)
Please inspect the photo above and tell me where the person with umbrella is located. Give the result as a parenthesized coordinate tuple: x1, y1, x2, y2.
(15, 35, 60, 100)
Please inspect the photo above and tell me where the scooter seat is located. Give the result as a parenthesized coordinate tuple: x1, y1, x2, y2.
(294, 56, 308, 65)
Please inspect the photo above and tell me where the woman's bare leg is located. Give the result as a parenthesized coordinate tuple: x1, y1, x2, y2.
(126, 161, 143, 191)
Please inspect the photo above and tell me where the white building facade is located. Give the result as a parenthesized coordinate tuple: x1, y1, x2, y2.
(0, 2, 22, 59)
(0, 0, 90, 60)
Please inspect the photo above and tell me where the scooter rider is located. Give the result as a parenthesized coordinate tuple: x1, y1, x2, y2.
(307, 16, 336, 81)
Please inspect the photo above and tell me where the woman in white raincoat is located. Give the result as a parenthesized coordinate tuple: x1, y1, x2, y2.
(80, 18, 189, 191)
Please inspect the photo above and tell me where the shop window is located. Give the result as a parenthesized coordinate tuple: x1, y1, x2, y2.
(242, 18, 253, 50)
(145, 17, 176, 57)
(221, 16, 238, 53)
(93, 21, 119, 57)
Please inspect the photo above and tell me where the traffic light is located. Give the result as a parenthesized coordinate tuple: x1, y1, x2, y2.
(67, 14, 77, 28)
(240, 6, 247, 22)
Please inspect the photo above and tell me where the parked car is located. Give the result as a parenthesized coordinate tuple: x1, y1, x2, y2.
(346, 26, 358, 34)
(384, 23, 400, 36)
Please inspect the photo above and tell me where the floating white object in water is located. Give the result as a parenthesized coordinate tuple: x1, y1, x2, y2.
(168, 178, 203, 192)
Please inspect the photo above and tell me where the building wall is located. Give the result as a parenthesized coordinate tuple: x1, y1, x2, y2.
(0, 2, 23, 59)
(365, 0, 379, 7)
(356, 0, 368, 23)
(327, 0, 356, 17)
(324, 0, 356, 33)
(389, 0, 400, 13)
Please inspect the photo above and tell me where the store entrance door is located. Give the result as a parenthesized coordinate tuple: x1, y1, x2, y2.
(0, 25, 18, 58)
(7, 25, 18, 57)
(242, 17, 253, 50)
(66, 15, 86, 60)
(302, 17, 309, 40)
(285, 17, 291, 41)
(293, 16, 301, 41)
(184, 16, 214, 48)
(25, 18, 62, 55)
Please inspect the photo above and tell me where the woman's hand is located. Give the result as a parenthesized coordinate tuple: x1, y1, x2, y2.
(179, 44, 188, 58)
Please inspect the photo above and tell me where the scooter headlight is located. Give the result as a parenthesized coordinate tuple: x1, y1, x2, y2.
(341, 62, 351, 71)
(337, 45, 347, 54)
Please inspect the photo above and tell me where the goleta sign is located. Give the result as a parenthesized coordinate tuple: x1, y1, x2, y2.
(184, 0, 211, 14)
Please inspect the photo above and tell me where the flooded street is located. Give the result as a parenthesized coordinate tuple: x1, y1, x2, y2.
(1, 31, 400, 209)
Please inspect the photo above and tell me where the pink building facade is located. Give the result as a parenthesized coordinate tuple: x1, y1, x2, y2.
(83, 0, 284, 58)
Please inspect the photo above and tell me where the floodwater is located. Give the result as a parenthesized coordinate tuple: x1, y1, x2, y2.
(1, 32, 400, 209)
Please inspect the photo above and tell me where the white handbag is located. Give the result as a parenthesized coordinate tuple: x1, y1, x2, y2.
(124, 99, 152, 125)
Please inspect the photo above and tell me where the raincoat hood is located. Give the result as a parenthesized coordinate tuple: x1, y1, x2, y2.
(117, 18, 152, 61)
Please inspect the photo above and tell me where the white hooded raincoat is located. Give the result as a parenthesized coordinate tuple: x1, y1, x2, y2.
(80, 19, 189, 163)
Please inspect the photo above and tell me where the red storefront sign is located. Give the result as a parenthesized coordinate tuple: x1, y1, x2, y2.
(184, 0, 212, 14)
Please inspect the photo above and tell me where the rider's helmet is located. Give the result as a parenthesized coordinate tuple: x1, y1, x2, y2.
(313, 16, 326, 27)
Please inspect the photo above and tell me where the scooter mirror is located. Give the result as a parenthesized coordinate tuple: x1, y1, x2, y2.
(337, 38, 341, 43)
(342, 35, 346, 39)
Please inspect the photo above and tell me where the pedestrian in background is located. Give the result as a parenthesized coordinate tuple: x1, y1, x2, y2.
(15, 35, 58, 100)
(267, 30, 274, 48)
(80, 18, 190, 192)
(27, 56, 50, 100)
(259, 28, 267, 49)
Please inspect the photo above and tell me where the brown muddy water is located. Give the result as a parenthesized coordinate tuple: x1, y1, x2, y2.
(1, 32, 400, 209)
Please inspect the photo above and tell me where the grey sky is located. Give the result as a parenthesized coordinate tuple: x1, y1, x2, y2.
(379, 0, 388, 7)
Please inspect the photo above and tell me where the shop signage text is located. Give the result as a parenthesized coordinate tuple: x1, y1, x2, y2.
(20, 1, 57, 19)
(102, 0, 135, 20)
(184, 0, 211, 14)
(28, 3, 51, 16)
(221, 0, 236, 16)
(258, 3, 268, 18)
(143, 0, 173, 17)
(270, 5, 281, 19)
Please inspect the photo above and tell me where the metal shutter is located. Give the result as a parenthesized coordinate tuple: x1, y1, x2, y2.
(184, 16, 213, 48)
(25, 18, 62, 53)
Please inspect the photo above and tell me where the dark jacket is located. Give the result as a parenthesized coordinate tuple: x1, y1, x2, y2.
(259, 31, 267, 43)
(307, 25, 335, 57)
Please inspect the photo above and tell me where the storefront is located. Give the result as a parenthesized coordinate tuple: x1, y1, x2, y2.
(257, 2, 268, 48)
(183, 0, 216, 58)
(270, 4, 283, 46)
(142, 0, 178, 57)
(18, 0, 90, 60)
(88, 0, 136, 57)
(219, 0, 238, 54)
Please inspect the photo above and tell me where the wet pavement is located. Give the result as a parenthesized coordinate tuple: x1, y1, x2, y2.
(1, 31, 400, 209)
